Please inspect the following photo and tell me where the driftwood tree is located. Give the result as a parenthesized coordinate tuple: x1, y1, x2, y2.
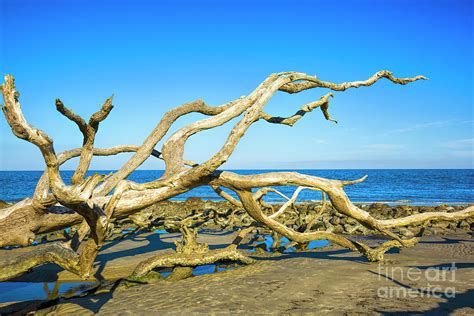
(1, 71, 473, 282)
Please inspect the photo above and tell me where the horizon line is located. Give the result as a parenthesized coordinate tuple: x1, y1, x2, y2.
(1, 168, 473, 172)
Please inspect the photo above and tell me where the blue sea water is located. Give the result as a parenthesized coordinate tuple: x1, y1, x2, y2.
(0, 169, 473, 205)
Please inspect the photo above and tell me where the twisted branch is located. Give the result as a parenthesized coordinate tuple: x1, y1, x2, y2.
(3, 69, 468, 284)
(261, 92, 335, 126)
(279, 70, 428, 93)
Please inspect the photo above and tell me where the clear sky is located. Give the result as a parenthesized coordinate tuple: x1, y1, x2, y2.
(0, 0, 472, 170)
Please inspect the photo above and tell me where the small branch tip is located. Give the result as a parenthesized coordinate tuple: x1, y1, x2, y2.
(342, 175, 368, 186)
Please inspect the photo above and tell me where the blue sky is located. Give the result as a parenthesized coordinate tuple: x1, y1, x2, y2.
(0, 0, 472, 170)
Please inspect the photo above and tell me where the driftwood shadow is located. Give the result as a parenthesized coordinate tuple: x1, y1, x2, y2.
(377, 288, 474, 315)
(369, 269, 474, 315)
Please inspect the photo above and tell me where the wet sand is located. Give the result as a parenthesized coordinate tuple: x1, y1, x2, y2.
(1, 232, 473, 315)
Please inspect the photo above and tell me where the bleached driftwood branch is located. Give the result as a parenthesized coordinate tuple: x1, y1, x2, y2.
(1, 70, 472, 282)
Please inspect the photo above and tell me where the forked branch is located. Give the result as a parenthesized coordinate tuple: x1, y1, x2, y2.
(56, 96, 114, 184)
(2, 69, 471, 285)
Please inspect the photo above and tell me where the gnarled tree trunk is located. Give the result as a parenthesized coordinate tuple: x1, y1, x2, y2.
(1, 70, 472, 281)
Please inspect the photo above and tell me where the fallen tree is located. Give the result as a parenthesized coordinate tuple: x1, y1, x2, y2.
(1, 70, 473, 282)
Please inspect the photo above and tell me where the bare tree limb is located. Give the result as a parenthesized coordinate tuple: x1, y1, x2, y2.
(1, 75, 116, 279)
(55, 99, 88, 136)
(211, 171, 473, 243)
(3, 69, 470, 283)
(269, 186, 320, 219)
(0, 242, 80, 281)
(94, 99, 239, 195)
(279, 70, 427, 94)
(58, 96, 114, 184)
(261, 93, 335, 126)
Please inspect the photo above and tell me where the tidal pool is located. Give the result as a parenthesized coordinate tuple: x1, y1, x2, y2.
(0, 281, 98, 303)
(254, 235, 330, 252)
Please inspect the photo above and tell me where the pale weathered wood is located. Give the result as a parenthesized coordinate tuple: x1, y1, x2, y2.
(1, 70, 471, 282)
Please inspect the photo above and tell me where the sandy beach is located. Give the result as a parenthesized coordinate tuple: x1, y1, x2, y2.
(1, 228, 472, 315)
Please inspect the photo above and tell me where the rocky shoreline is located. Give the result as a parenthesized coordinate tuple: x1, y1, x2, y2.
(121, 199, 474, 235)
(28, 199, 473, 245)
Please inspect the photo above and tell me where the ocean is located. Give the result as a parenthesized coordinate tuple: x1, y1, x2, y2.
(1, 169, 473, 206)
